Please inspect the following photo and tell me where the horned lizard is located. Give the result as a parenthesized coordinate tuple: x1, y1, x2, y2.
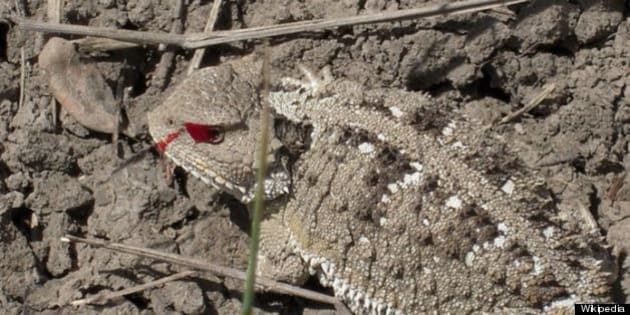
(147, 59, 612, 314)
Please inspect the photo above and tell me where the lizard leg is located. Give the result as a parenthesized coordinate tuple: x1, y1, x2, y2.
(257, 215, 310, 285)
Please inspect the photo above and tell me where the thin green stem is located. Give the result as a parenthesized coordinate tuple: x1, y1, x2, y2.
(242, 44, 272, 315)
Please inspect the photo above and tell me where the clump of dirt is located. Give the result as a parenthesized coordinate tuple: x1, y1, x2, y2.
(0, 0, 628, 313)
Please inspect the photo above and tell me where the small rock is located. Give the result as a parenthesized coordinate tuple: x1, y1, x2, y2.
(575, 0, 625, 44)
(607, 217, 630, 254)
(0, 191, 25, 215)
(400, 30, 467, 89)
(2, 129, 77, 173)
(617, 254, 630, 304)
(25, 171, 93, 215)
(9, 76, 54, 133)
(98, 0, 116, 9)
(0, 213, 38, 298)
(513, 1, 579, 49)
(42, 213, 76, 277)
(186, 175, 219, 213)
(158, 281, 206, 314)
(0, 62, 18, 96)
(5, 171, 31, 192)
(464, 16, 510, 64)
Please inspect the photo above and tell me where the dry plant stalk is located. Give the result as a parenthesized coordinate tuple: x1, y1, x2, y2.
(71, 37, 139, 52)
(46, 0, 63, 23)
(19, 48, 25, 108)
(152, 0, 185, 90)
(496, 82, 556, 125)
(187, 0, 223, 75)
(16, 0, 530, 49)
(61, 235, 339, 306)
(242, 43, 272, 315)
(71, 270, 197, 306)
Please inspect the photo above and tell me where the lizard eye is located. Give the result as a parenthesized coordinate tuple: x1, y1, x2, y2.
(184, 122, 224, 144)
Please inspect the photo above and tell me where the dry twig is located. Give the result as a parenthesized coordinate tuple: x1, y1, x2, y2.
(46, 0, 63, 23)
(61, 235, 339, 306)
(187, 0, 223, 75)
(577, 202, 600, 233)
(152, 0, 185, 90)
(13, 0, 26, 16)
(19, 48, 25, 108)
(606, 173, 626, 204)
(496, 83, 556, 126)
(71, 270, 197, 306)
(71, 37, 139, 52)
(16, 0, 530, 49)
(15, 0, 29, 111)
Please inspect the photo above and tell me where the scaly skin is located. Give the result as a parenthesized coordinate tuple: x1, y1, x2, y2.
(148, 60, 612, 314)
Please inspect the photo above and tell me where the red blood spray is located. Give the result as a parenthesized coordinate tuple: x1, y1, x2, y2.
(184, 123, 224, 144)
(156, 123, 224, 153)
(156, 129, 182, 153)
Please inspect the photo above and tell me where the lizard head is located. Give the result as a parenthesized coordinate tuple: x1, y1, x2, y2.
(147, 64, 290, 203)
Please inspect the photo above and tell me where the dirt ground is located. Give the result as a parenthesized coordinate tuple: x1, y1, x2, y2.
(0, 0, 628, 314)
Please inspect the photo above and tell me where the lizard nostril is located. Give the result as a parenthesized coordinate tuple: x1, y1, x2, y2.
(167, 118, 174, 126)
